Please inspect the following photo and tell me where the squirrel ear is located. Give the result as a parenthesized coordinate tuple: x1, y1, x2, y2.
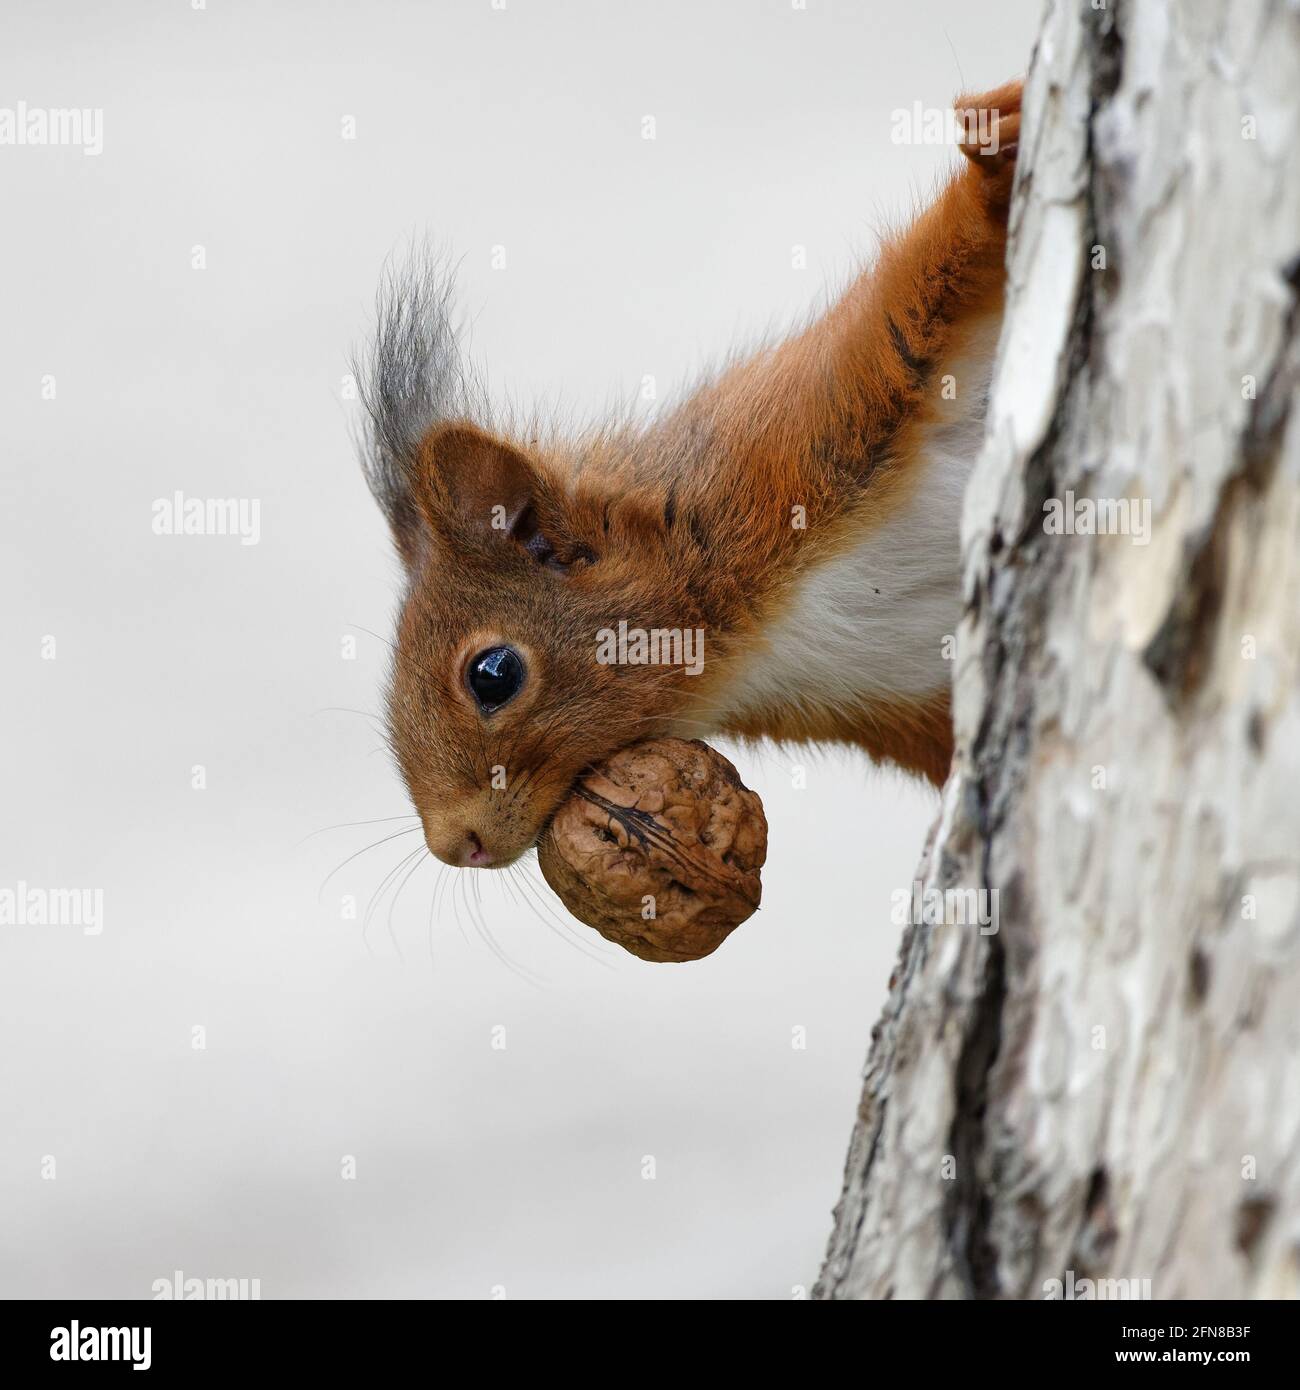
(417, 422, 580, 569)
(417, 422, 536, 536)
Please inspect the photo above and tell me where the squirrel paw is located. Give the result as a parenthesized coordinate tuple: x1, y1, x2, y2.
(953, 78, 1023, 177)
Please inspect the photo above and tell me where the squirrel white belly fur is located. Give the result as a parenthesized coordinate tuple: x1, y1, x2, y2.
(713, 316, 998, 725)
(358, 82, 1021, 866)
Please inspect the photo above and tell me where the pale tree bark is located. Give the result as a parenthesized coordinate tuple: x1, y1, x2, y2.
(817, 0, 1300, 1300)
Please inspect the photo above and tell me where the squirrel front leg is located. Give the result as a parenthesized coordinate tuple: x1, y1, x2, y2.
(668, 82, 1022, 784)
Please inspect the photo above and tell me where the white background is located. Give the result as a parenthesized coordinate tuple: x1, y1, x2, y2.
(1, 0, 1040, 1298)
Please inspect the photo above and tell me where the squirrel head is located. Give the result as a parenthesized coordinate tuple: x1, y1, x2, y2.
(357, 264, 723, 867)
(381, 421, 713, 867)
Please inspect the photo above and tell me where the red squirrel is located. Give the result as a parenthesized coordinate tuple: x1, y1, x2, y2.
(358, 83, 1021, 869)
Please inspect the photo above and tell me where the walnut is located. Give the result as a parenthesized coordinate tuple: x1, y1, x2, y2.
(538, 738, 767, 963)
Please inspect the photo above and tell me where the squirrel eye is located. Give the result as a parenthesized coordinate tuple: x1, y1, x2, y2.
(466, 646, 526, 714)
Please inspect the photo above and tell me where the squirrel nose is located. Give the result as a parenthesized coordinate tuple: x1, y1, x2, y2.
(422, 814, 497, 868)
(460, 832, 494, 868)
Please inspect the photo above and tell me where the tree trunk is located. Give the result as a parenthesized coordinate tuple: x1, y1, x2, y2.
(816, 0, 1300, 1301)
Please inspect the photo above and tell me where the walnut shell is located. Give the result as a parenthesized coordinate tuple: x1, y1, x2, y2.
(538, 738, 767, 963)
